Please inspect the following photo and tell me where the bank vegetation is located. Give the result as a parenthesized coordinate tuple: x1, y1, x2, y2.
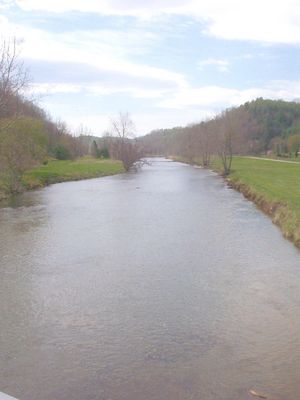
(0, 38, 143, 200)
(140, 98, 300, 248)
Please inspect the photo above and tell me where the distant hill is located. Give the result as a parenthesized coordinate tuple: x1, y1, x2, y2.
(139, 98, 300, 156)
(243, 98, 300, 151)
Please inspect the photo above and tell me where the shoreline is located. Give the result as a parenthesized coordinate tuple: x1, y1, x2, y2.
(226, 176, 300, 249)
(171, 156, 300, 250)
(0, 158, 124, 203)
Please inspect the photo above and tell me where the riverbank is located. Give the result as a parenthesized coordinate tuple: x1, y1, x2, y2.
(172, 155, 300, 249)
(226, 157, 300, 249)
(0, 158, 124, 200)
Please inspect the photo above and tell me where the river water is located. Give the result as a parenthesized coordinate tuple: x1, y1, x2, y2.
(1, 159, 300, 400)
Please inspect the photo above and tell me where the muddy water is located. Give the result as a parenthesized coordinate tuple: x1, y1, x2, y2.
(1, 159, 300, 400)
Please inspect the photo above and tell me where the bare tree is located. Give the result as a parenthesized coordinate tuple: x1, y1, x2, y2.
(110, 112, 143, 171)
(215, 110, 238, 176)
(0, 37, 28, 124)
(190, 121, 215, 168)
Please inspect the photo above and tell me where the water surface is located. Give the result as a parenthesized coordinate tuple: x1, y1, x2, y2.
(1, 159, 300, 400)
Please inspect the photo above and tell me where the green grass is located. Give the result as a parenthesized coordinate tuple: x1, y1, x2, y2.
(228, 157, 300, 247)
(22, 157, 124, 189)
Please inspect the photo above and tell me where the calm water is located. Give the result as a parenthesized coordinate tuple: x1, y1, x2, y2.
(1, 159, 300, 400)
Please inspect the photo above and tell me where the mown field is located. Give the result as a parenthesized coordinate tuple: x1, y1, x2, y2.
(22, 158, 124, 189)
(228, 157, 300, 248)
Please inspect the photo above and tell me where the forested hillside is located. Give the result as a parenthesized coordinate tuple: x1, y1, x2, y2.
(245, 98, 300, 153)
(140, 98, 300, 173)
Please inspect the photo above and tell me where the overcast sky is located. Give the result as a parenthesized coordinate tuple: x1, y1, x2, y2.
(1, 0, 300, 135)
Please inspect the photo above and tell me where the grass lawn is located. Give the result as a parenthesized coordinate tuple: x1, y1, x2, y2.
(22, 157, 124, 189)
(228, 157, 300, 247)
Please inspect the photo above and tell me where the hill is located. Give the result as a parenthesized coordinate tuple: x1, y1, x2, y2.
(139, 98, 300, 160)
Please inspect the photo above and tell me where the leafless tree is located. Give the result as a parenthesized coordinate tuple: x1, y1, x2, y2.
(214, 108, 244, 175)
(190, 121, 215, 167)
(0, 37, 28, 125)
(110, 112, 143, 171)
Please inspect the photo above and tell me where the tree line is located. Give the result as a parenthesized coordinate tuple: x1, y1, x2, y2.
(0, 38, 89, 194)
(139, 98, 300, 174)
(0, 38, 142, 197)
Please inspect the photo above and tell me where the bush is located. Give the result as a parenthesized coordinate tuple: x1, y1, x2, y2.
(0, 117, 48, 193)
(51, 145, 72, 160)
(99, 146, 110, 159)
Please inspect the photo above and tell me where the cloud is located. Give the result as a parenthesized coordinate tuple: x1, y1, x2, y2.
(157, 80, 300, 110)
(30, 82, 169, 100)
(128, 109, 217, 134)
(15, 0, 190, 17)
(0, 14, 11, 33)
(0, 0, 14, 10)
(198, 58, 230, 72)
(0, 17, 187, 97)
(33, 78, 300, 135)
(27, 58, 182, 90)
(13, 0, 300, 44)
(58, 108, 216, 136)
(34, 76, 300, 133)
(158, 86, 239, 109)
(29, 83, 83, 94)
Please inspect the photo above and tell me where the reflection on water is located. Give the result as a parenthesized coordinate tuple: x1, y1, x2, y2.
(1, 159, 300, 400)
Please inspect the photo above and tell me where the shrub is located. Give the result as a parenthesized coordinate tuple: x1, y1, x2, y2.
(51, 145, 72, 160)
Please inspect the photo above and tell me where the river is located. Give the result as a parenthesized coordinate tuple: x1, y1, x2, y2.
(1, 158, 300, 400)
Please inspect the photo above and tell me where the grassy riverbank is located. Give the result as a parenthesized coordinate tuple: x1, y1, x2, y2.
(171, 155, 300, 248)
(23, 158, 124, 188)
(226, 157, 300, 248)
(0, 158, 124, 199)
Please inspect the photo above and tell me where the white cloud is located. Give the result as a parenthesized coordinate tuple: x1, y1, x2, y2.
(15, 0, 190, 17)
(0, 0, 14, 10)
(0, 14, 11, 34)
(0, 17, 187, 95)
(34, 78, 300, 135)
(158, 86, 239, 109)
(198, 58, 230, 72)
(30, 82, 169, 100)
(30, 83, 83, 94)
(132, 109, 217, 134)
(13, 0, 300, 44)
(59, 109, 216, 136)
(157, 80, 300, 110)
